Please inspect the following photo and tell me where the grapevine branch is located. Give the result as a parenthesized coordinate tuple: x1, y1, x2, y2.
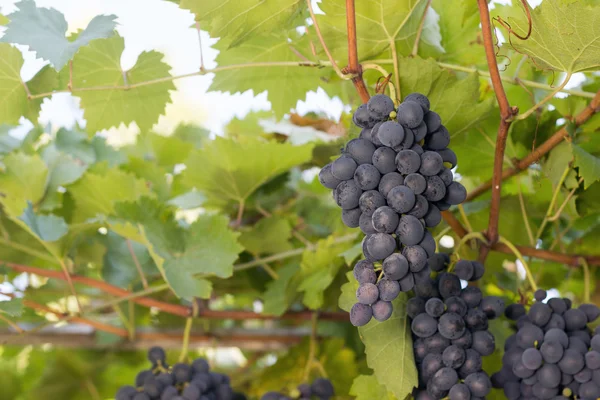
(440, 212, 600, 267)
(477, 0, 518, 257)
(24, 60, 596, 101)
(0, 261, 348, 322)
(411, 0, 432, 57)
(344, 0, 371, 103)
(466, 90, 600, 201)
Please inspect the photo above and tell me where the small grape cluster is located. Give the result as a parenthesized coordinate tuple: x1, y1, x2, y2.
(492, 290, 600, 399)
(319, 93, 466, 325)
(115, 347, 238, 400)
(409, 257, 506, 400)
(260, 378, 334, 400)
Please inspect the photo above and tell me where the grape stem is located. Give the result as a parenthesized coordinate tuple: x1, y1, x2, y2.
(579, 257, 591, 303)
(451, 232, 489, 268)
(466, 89, 600, 202)
(535, 165, 570, 242)
(179, 316, 193, 363)
(362, 63, 396, 100)
(411, 0, 432, 57)
(344, 0, 371, 103)
(497, 236, 538, 292)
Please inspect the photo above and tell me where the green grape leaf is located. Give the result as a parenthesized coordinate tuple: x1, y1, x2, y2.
(298, 236, 352, 309)
(149, 134, 194, 167)
(317, 0, 429, 60)
(339, 271, 358, 312)
(25, 65, 60, 122)
(0, 15, 8, 25)
(239, 216, 293, 254)
(340, 242, 362, 265)
(210, 34, 324, 117)
(41, 145, 88, 195)
(0, 0, 116, 69)
(350, 375, 396, 400)
(72, 35, 174, 133)
(18, 202, 68, 242)
(0, 44, 55, 125)
(112, 199, 240, 299)
(262, 263, 299, 316)
(420, 0, 481, 64)
(0, 152, 48, 216)
(68, 167, 152, 222)
(543, 142, 574, 186)
(179, 0, 304, 47)
(499, 0, 600, 72)
(0, 125, 20, 155)
(398, 57, 495, 136)
(576, 182, 600, 216)
(163, 214, 243, 280)
(171, 123, 208, 148)
(0, 298, 23, 317)
(183, 137, 313, 207)
(359, 293, 418, 400)
(102, 231, 159, 288)
(572, 144, 600, 189)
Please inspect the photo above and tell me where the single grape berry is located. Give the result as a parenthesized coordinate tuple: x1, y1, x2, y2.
(148, 346, 166, 366)
(397, 101, 424, 128)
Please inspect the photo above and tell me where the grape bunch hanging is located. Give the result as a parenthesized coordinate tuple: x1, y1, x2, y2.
(260, 378, 335, 400)
(409, 256, 505, 399)
(115, 347, 238, 400)
(318, 93, 466, 325)
(492, 290, 600, 399)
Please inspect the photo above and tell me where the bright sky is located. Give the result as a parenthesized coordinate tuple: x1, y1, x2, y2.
(0, 0, 550, 144)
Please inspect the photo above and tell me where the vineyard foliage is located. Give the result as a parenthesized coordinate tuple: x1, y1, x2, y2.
(0, 0, 598, 399)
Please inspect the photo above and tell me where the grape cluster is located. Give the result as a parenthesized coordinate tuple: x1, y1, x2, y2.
(319, 93, 466, 325)
(492, 290, 600, 399)
(115, 347, 239, 400)
(409, 257, 505, 400)
(260, 378, 334, 400)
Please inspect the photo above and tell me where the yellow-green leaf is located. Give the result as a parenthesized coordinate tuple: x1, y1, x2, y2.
(499, 0, 600, 72)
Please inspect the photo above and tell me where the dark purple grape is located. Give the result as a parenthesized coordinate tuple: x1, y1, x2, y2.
(437, 167, 453, 186)
(353, 104, 377, 128)
(356, 282, 379, 304)
(372, 147, 397, 174)
(579, 303, 600, 322)
(424, 111, 441, 132)
(372, 206, 399, 233)
(404, 173, 427, 195)
(534, 289, 547, 302)
(378, 172, 404, 198)
(366, 233, 396, 260)
(445, 296, 467, 317)
(353, 260, 376, 284)
(459, 349, 482, 378)
(464, 372, 492, 397)
(396, 215, 425, 246)
(377, 279, 400, 302)
(453, 260, 473, 281)
(359, 190, 385, 216)
(413, 122, 428, 141)
(359, 212, 377, 234)
(399, 271, 415, 292)
(372, 300, 393, 321)
(354, 164, 381, 190)
(396, 149, 421, 174)
(407, 194, 429, 219)
(522, 348, 543, 370)
(425, 126, 450, 150)
(377, 121, 405, 148)
(382, 253, 409, 280)
(311, 378, 335, 398)
(346, 138, 376, 165)
(423, 203, 441, 227)
(545, 328, 569, 347)
(419, 151, 444, 176)
(438, 273, 462, 299)
(444, 182, 467, 205)
(516, 323, 544, 349)
(412, 313, 439, 338)
(350, 303, 372, 326)
(334, 180, 362, 209)
(424, 175, 446, 202)
(565, 309, 588, 331)
(387, 185, 416, 214)
(397, 101, 424, 128)
(438, 312, 466, 339)
(461, 286, 482, 308)
(367, 94, 395, 120)
(421, 353, 444, 381)
(331, 155, 358, 180)
(404, 93, 430, 112)
(529, 302, 553, 327)
(418, 231, 436, 257)
(443, 345, 466, 369)
(437, 148, 457, 168)
(402, 245, 428, 272)
(341, 207, 361, 228)
(425, 298, 445, 318)
(319, 163, 342, 189)
(480, 296, 506, 319)
(505, 303, 526, 320)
